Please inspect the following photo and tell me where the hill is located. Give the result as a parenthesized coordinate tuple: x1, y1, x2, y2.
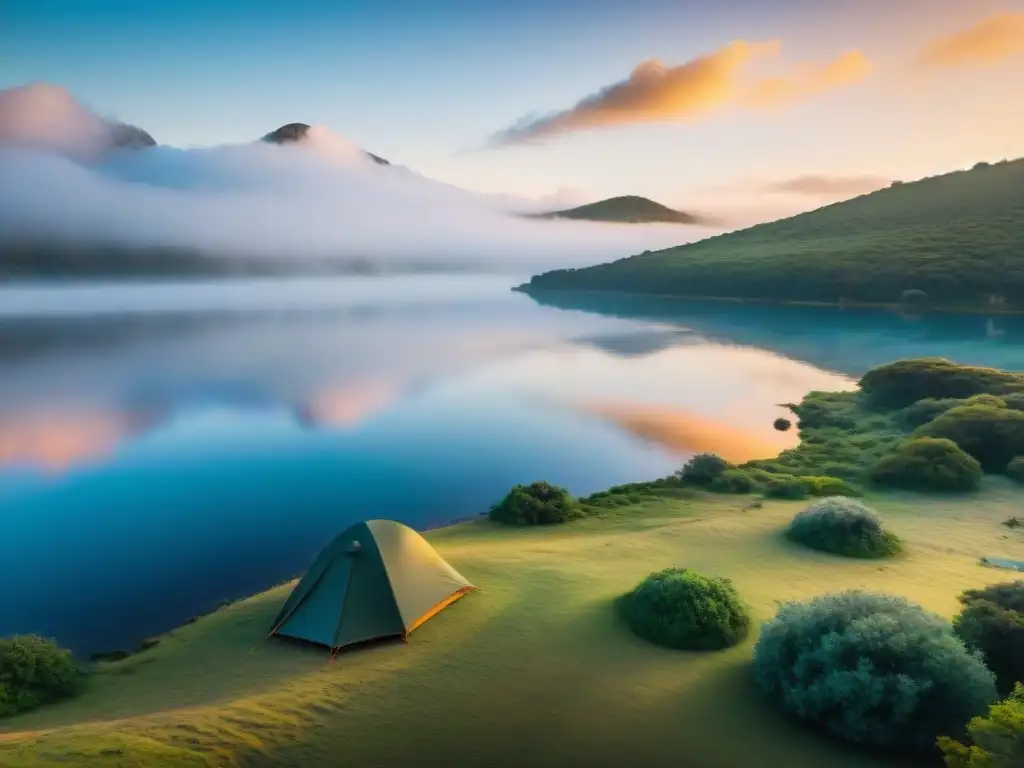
(520, 159, 1024, 309)
(531, 195, 699, 224)
(261, 122, 390, 165)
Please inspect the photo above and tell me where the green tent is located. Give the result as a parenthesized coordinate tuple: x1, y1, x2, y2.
(267, 519, 475, 655)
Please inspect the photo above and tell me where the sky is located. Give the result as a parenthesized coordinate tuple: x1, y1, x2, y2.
(2, 0, 1024, 218)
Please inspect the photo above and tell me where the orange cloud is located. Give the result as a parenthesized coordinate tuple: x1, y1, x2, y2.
(491, 41, 870, 144)
(919, 12, 1024, 69)
(745, 50, 872, 109)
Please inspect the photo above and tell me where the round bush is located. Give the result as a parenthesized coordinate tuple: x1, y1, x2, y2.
(0, 635, 80, 717)
(1006, 456, 1024, 483)
(620, 568, 750, 651)
(939, 684, 1024, 766)
(676, 453, 733, 486)
(786, 497, 902, 558)
(870, 437, 982, 492)
(488, 481, 579, 526)
(773, 417, 792, 432)
(953, 581, 1024, 695)
(914, 404, 1024, 472)
(709, 468, 757, 494)
(762, 474, 812, 500)
(753, 591, 997, 754)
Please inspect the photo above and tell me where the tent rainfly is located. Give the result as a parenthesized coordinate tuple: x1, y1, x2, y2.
(266, 519, 475, 656)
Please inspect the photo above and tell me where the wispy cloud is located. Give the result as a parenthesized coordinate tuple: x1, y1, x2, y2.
(744, 51, 872, 109)
(490, 41, 871, 145)
(918, 12, 1024, 69)
(760, 174, 890, 197)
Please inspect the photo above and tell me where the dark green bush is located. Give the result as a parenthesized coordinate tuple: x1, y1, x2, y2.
(676, 453, 733, 486)
(1000, 392, 1024, 411)
(939, 683, 1024, 767)
(897, 394, 1009, 430)
(914, 404, 1024, 472)
(871, 437, 982, 492)
(762, 474, 813, 499)
(898, 398, 963, 428)
(620, 568, 750, 650)
(859, 358, 1024, 409)
(802, 476, 864, 497)
(753, 591, 997, 754)
(0, 635, 81, 717)
(953, 582, 1024, 695)
(488, 481, 580, 525)
(773, 417, 792, 432)
(709, 468, 757, 494)
(1006, 456, 1024, 483)
(786, 497, 902, 558)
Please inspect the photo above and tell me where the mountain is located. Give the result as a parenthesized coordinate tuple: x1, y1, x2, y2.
(261, 123, 390, 165)
(519, 158, 1024, 310)
(108, 122, 156, 150)
(530, 195, 699, 224)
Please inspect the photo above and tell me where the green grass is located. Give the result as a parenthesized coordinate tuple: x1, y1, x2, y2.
(529, 195, 700, 224)
(522, 158, 1024, 309)
(2, 487, 1023, 766)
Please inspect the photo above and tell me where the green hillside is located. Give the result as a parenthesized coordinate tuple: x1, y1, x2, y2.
(532, 195, 699, 224)
(522, 159, 1024, 309)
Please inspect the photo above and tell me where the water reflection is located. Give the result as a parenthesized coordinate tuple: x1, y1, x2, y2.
(5, 276, 1024, 656)
(523, 291, 1024, 375)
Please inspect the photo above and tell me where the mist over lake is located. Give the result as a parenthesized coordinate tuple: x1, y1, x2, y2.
(3, 273, 1024, 657)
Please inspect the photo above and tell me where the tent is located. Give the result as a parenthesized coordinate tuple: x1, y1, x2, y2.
(266, 519, 476, 655)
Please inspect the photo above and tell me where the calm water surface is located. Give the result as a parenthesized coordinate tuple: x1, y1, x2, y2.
(3, 274, 1024, 656)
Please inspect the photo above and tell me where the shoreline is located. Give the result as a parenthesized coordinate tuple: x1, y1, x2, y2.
(513, 285, 1024, 317)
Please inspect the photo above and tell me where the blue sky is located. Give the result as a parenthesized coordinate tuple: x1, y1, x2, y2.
(3, 0, 1023, 211)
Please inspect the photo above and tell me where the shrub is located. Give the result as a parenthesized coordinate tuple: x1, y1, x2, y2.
(762, 474, 813, 499)
(859, 358, 1024, 410)
(953, 582, 1024, 695)
(676, 453, 733, 486)
(753, 591, 997, 754)
(898, 395, 1007, 429)
(1004, 517, 1022, 529)
(1006, 457, 1024, 483)
(939, 683, 1024, 767)
(870, 437, 982, 492)
(773, 417, 792, 432)
(709, 468, 758, 494)
(488, 481, 580, 525)
(620, 568, 750, 650)
(0, 635, 81, 717)
(787, 497, 902, 558)
(802, 475, 864, 497)
(1000, 392, 1024, 411)
(914, 405, 1024, 472)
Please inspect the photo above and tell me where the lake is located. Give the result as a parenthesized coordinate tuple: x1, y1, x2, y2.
(4, 274, 1024, 657)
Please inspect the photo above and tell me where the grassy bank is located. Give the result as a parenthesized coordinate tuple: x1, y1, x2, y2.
(516, 286, 1024, 317)
(2, 486, 1022, 766)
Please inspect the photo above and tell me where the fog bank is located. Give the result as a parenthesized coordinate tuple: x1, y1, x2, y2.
(0, 84, 712, 272)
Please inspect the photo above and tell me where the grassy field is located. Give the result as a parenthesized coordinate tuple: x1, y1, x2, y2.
(522, 158, 1024, 309)
(2, 485, 1022, 767)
